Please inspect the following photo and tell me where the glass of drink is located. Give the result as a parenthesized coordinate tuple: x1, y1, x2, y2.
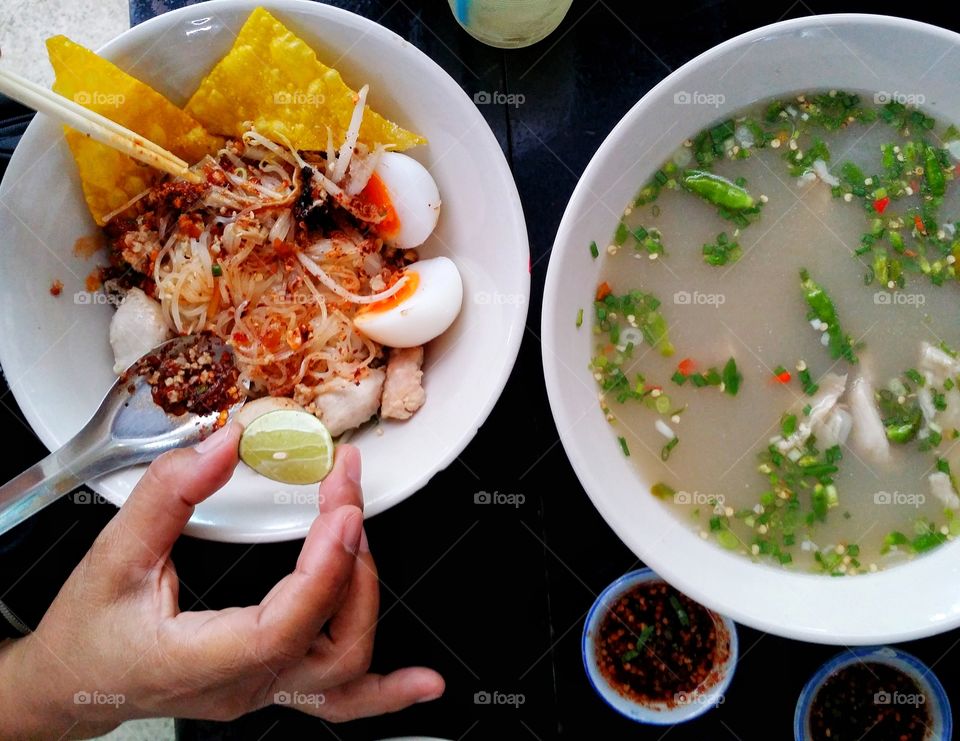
(448, 0, 574, 49)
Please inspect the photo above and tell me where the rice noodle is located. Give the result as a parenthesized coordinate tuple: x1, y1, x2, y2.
(101, 186, 152, 224)
(297, 252, 408, 304)
(104, 120, 415, 402)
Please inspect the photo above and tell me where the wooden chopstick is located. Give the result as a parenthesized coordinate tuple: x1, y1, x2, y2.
(0, 67, 190, 168)
(0, 66, 201, 183)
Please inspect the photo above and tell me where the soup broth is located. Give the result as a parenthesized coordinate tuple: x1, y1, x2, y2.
(592, 91, 960, 574)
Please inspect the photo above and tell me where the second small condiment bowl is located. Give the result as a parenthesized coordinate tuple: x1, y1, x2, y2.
(794, 646, 952, 740)
(582, 567, 738, 724)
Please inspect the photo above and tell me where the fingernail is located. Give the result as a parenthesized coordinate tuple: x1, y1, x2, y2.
(345, 448, 362, 488)
(196, 422, 235, 454)
(341, 510, 363, 555)
(417, 688, 444, 703)
(359, 527, 370, 553)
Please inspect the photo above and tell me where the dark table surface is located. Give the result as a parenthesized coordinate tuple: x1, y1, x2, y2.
(3, 0, 960, 738)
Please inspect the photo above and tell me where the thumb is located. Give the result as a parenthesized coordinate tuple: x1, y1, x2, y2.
(104, 421, 241, 571)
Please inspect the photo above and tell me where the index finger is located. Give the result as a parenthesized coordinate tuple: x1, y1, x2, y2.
(103, 422, 241, 572)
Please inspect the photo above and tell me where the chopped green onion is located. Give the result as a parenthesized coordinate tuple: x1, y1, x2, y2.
(651, 482, 675, 499)
(631, 625, 655, 657)
(799, 269, 858, 363)
(614, 222, 629, 245)
(716, 530, 739, 549)
(913, 531, 947, 552)
(798, 367, 819, 395)
(702, 232, 743, 266)
(669, 595, 690, 627)
(704, 368, 723, 386)
(886, 422, 918, 444)
(661, 437, 679, 461)
(722, 357, 742, 396)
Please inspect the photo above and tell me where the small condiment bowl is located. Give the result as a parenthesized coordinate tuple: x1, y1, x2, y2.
(582, 567, 739, 724)
(794, 646, 952, 741)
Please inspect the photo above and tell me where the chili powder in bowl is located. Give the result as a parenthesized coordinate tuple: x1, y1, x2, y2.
(582, 567, 738, 724)
(794, 646, 951, 740)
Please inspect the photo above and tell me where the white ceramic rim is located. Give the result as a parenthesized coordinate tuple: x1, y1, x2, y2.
(542, 13, 960, 643)
(0, 0, 529, 541)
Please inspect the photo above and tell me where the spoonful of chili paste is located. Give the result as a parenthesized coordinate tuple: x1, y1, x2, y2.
(0, 332, 244, 535)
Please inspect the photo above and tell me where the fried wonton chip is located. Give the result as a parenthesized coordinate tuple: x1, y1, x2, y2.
(184, 7, 425, 152)
(46, 35, 221, 225)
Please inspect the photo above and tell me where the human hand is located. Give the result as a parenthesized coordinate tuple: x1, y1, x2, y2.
(0, 424, 443, 738)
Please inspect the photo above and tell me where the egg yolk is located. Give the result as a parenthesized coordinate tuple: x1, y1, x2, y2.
(357, 270, 420, 316)
(359, 172, 401, 239)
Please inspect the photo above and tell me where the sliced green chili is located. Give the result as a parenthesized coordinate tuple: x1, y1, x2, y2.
(681, 170, 756, 210)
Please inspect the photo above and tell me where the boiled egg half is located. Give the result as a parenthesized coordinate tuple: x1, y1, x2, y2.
(360, 152, 440, 250)
(353, 257, 462, 347)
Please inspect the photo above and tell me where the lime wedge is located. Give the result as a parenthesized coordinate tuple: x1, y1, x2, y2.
(239, 409, 334, 485)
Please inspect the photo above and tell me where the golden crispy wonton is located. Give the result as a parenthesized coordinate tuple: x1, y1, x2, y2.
(47, 35, 221, 225)
(184, 7, 425, 151)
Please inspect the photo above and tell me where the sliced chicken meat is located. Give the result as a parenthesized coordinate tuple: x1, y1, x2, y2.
(297, 368, 385, 437)
(776, 373, 847, 453)
(381, 346, 426, 421)
(928, 471, 960, 510)
(848, 375, 891, 465)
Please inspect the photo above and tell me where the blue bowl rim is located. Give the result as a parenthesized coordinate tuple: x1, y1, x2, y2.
(581, 567, 739, 725)
(793, 645, 953, 740)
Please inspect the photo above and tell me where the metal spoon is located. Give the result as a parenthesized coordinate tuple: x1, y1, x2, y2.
(0, 333, 244, 536)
